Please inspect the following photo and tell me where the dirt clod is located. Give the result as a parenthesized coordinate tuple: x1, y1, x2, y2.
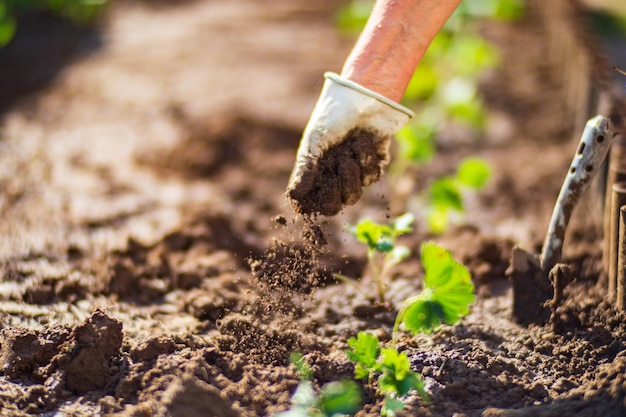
(49, 309, 124, 393)
(288, 128, 388, 216)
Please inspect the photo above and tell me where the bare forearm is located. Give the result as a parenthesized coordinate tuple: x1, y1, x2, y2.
(341, 0, 461, 102)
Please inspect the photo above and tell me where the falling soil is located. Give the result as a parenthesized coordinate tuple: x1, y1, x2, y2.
(1, 1, 626, 416)
(287, 128, 387, 216)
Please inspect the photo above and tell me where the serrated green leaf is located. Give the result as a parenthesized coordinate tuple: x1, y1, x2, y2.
(395, 123, 435, 163)
(457, 157, 491, 189)
(381, 395, 405, 417)
(350, 215, 413, 254)
(426, 207, 450, 235)
(351, 219, 390, 250)
(378, 348, 422, 397)
(421, 242, 457, 288)
(290, 352, 313, 380)
(390, 213, 415, 235)
(318, 379, 362, 416)
(387, 245, 411, 267)
(346, 332, 380, 378)
(421, 242, 475, 325)
(353, 363, 371, 380)
(428, 177, 463, 211)
(395, 243, 474, 336)
(398, 295, 447, 334)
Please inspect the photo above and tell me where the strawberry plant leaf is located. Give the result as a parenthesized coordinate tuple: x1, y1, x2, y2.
(428, 177, 463, 211)
(399, 294, 447, 333)
(395, 123, 436, 163)
(421, 242, 457, 288)
(346, 332, 381, 379)
(351, 220, 393, 252)
(390, 212, 415, 235)
(378, 348, 423, 397)
(375, 239, 394, 253)
(456, 157, 491, 189)
(382, 396, 405, 417)
(290, 352, 313, 380)
(318, 380, 362, 416)
(421, 242, 474, 323)
(395, 242, 474, 336)
(387, 245, 411, 267)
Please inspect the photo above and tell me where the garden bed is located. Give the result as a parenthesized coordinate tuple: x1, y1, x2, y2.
(0, 1, 625, 416)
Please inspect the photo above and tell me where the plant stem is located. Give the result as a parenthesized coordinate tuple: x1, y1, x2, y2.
(332, 273, 372, 300)
(368, 249, 385, 303)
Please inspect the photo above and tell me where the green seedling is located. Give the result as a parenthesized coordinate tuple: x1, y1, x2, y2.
(394, 242, 475, 338)
(346, 332, 426, 416)
(336, 213, 414, 303)
(426, 157, 491, 233)
(277, 353, 362, 417)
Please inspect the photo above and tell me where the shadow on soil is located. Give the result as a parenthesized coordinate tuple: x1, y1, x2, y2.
(0, 12, 104, 115)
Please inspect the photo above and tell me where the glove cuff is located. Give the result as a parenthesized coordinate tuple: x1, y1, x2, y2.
(324, 72, 415, 119)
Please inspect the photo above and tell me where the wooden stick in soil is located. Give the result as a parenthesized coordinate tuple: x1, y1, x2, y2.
(602, 137, 626, 280)
(617, 205, 626, 311)
(608, 183, 626, 301)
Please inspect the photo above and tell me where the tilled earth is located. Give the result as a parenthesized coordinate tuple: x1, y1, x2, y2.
(1, 1, 625, 416)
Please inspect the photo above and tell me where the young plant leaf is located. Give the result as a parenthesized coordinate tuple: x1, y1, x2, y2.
(390, 212, 415, 235)
(382, 395, 405, 417)
(456, 157, 491, 189)
(387, 245, 411, 267)
(395, 242, 475, 336)
(318, 380, 362, 416)
(346, 332, 381, 380)
(351, 220, 387, 251)
(395, 123, 435, 163)
(428, 177, 463, 211)
(426, 207, 451, 235)
(398, 294, 447, 333)
(378, 348, 424, 398)
(290, 352, 313, 380)
(421, 242, 475, 324)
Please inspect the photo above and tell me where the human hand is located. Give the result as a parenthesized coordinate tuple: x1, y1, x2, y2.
(286, 72, 413, 216)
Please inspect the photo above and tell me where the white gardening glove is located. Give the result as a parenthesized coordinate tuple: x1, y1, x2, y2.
(286, 72, 414, 216)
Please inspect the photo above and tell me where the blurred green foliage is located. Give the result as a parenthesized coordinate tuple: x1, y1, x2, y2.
(0, 0, 107, 47)
(426, 157, 491, 234)
(335, 0, 522, 233)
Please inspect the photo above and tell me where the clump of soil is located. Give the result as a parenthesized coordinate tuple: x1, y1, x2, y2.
(287, 128, 388, 216)
(0, 309, 124, 414)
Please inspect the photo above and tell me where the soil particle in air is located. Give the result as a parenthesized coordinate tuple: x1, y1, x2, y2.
(288, 128, 388, 216)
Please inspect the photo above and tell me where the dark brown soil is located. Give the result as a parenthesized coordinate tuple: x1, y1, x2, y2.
(288, 128, 388, 216)
(0, 1, 625, 416)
